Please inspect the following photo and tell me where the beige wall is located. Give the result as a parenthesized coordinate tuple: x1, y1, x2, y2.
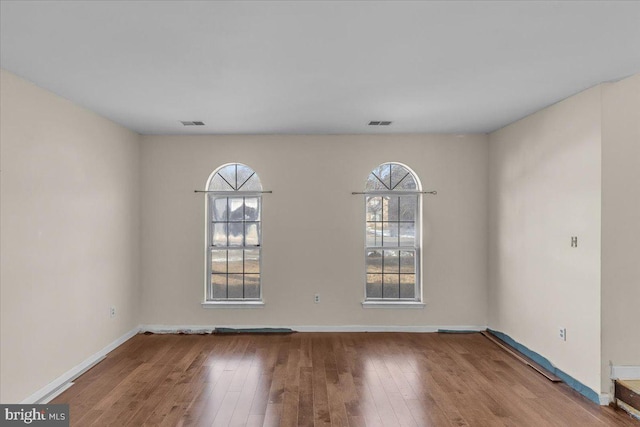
(488, 87, 603, 393)
(139, 134, 489, 328)
(601, 74, 640, 391)
(4, 63, 633, 403)
(0, 70, 141, 403)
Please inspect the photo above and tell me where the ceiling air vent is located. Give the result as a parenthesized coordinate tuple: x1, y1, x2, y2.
(369, 121, 392, 126)
(181, 121, 205, 126)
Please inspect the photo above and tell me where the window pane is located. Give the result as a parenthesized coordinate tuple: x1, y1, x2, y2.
(400, 251, 415, 273)
(366, 274, 382, 298)
(237, 163, 263, 191)
(236, 164, 254, 190)
(227, 249, 243, 273)
(383, 274, 400, 298)
(244, 274, 260, 298)
(366, 164, 392, 190)
(383, 250, 400, 273)
(219, 165, 237, 190)
(244, 198, 260, 221)
(398, 173, 417, 190)
(365, 174, 388, 191)
(387, 197, 400, 221)
(242, 175, 262, 191)
(382, 222, 399, 246)
(229, 198, 244, 221)
(212, 223, 227, 246)
(399, 196, 416, 221)
(211, 250, 227, 273)
(228, 222, 244, 246)
(245, 222, 260, 246)
(366, 250, 382, 273)
(400, 275, 415, 299)
(363, 163, 418, 191)
(366, 197, 383, 221)
(390, 164, 410, 189)
(245, 249, 260, 273)
(228, 274, 244, 298)
(212, 274, 227, 299)
(373, 164, 392, 189)
(366, 222, 381, 247)
(209, 173, 234, 191)
(399, 223, 415, 246)
(212, 198, 228, 222)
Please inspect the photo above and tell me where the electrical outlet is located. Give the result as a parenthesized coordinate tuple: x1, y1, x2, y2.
(110, 306, 116, 318)
(571, 236, 578, 247)
(314, 293, 320, 304)
(559, 327, 566, 341)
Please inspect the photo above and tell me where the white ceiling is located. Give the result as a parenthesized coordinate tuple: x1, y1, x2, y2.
(1, 1, 639, 135)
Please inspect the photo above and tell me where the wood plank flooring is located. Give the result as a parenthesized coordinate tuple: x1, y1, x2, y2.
(51, 332, 639, 426)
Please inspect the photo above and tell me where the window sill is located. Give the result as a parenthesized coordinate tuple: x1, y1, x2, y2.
(361, 301, 425, 309)
(201, 301, 265, 309)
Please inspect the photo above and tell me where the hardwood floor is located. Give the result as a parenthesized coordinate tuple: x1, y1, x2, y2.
(52, 332, 639, 426)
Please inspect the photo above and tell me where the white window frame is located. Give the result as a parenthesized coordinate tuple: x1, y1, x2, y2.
(362, 163, 425, 309)
(202, 163, 265, 308)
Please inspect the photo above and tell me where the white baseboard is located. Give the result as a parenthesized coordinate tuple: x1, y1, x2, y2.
(295, 325, 486, 333)
(599, 393, 611, 406)
(41, 382, 75, 404)
(20, 326, 140, 404)
(140, 324, 487, 334)
(611, 365, 640, 380)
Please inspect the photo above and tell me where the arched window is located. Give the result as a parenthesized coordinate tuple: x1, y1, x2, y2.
(205, 163, 262, 302)
(364, 163, 422, 302)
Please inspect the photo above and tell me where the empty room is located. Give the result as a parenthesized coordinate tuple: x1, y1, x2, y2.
(1, 1, 639, 426)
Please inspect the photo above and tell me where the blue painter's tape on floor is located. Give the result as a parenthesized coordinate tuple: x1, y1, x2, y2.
(487, 329, 600, 405)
